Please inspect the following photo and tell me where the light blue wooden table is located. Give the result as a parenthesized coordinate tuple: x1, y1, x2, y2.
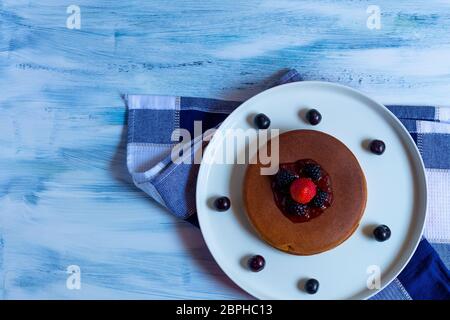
(1, 1, 449, 299)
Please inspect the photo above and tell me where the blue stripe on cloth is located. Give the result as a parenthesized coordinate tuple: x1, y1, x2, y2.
(179, 110, 228, 137)
(153, 163, 200, 219)
(397, 239, 450, 300)
(418, 133, 450, 169)
(409, 132, 418, 144)
(431, 243, 450, 269)
(128, 109, 177, 144)
(180, 97, 241, 113)
(386, 105, 436, 121)
(272, 68, 303, 86)
(398, 119, 417, 133)
(370, 278, 411, 300)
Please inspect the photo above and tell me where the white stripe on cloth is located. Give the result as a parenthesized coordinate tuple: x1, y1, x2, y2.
(127, 143, 172, 173)
(417, 120, 450, 134)
(136, 181, 167, 207)
(126, 95, 178, 110)
(437, 106, 450, 123)
(126, 142, 170, 206)
(424, 168, 450, 243)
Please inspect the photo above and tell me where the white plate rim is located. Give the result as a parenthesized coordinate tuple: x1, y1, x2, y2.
(196, 81, 427, 300)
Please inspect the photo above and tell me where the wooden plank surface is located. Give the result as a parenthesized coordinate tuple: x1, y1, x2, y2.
(0, 0, 449, 299)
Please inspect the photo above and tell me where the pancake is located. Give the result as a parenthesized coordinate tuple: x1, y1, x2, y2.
(244, 130, 367, 255)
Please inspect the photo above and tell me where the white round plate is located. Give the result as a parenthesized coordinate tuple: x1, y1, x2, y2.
(196, 81, 427, 300)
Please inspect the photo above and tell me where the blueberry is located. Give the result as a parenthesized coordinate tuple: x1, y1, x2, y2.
(305, 278, 319, 294)
(370, 140, 386, 155)
(214, 196, 231, 211)
(373, 225, 391, 242)
(306, 109, 322, 125)
(248, 255, 265, 272)
(254, 113, 271, 129)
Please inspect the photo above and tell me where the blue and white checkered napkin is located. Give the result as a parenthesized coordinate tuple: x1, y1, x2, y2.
(125, 69, 450, 300)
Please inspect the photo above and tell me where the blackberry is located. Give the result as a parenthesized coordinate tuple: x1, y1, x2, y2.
(303, 163, 321, 181)
(275, 169, 298, 189)
(285, 198, 308, 216)
(312, 189, 328, 208)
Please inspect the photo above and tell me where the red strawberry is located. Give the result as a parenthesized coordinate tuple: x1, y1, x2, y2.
(290, 178, 317, 204)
